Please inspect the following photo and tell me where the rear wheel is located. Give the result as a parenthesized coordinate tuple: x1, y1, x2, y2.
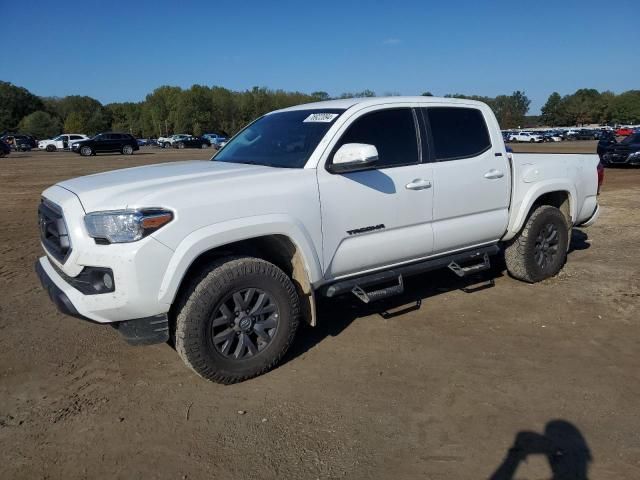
(164, 142, 171, 148)
(174, 256, 300, 384)
(178, 142, 185, 149)
(80, 146, 93, 157)
(505, 205, 569, 283)
(46, 145, 56, 152)
(122, 145, 133, 155)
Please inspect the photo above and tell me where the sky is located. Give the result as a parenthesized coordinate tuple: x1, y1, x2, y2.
(2, 0, 638, 114)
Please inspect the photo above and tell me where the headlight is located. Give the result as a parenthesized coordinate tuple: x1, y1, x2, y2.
(84, 209, 173, 243)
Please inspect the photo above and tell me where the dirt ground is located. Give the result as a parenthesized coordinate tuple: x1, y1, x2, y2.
(1, 143, 638, 479)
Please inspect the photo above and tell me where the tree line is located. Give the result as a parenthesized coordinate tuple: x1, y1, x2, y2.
(540, 89, 640, 126)
(1, 80, 638, 139)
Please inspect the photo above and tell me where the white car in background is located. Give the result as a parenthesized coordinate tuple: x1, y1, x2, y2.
(508, 132, 543, 143)
(38, 134, 89, 152)
(162, 134, 190, 148)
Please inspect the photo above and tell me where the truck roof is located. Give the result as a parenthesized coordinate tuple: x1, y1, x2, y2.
(275, 96, 487, 113)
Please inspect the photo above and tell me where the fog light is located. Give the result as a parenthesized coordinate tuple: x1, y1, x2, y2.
(103, 273, 113, 290)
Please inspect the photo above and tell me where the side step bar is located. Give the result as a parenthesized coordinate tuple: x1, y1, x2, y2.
(448, 253, 490, 278)
(352, 275, 404, 304)
(322, 245, 499, 299)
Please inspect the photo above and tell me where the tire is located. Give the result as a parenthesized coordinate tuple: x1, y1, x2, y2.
(46, 144, 56, 152)
(201, 143, 208, 149)
(80, 146, 93, 157)
(122, 145, 133, 155)
(178, 142, 185, 149)
(530, 138, 535, 143)
(174, 256, 300, 384)
(164, 142, 171, 149)
(505, 205, 569, 283)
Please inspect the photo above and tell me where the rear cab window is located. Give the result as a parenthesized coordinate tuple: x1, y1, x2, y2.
(422, 107, 491, 161)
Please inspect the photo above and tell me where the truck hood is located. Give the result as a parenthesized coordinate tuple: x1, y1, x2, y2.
(57, 160, 271, 212)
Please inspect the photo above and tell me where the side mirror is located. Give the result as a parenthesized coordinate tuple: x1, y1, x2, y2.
(329, 143, 378, 173)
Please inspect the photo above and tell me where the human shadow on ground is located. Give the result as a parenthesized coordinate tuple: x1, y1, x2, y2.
(489, 420, 592, 480)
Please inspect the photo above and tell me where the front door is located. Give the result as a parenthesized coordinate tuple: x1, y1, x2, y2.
(317, 107, 434, 279)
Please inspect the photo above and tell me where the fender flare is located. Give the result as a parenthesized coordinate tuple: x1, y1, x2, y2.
(504, 181, 576, 241)
(156, 214, 323, 305)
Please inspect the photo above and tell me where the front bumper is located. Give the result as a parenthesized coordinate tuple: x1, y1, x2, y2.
(35, 259, 169, 345)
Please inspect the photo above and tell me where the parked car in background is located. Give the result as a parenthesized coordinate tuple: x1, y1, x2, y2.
(161, 134, 190, 148)
(600, 132, 640, 166)
(71, 132, 139, 156)
(575, 129, 598, 140)
(173, 136, 211, 149)
(597, 131, 617, 159)
(542, 131, 563, 142)
(1, 134, 37, 151)
(203, 133, 228, 148)
(508, 132, 543, 143)
(38, 134, 89, 152)
(0, 140, 10, 157)
(616, 127, 634, 136)
(563, 129, 580, 139)
(157, 135, 172, 146)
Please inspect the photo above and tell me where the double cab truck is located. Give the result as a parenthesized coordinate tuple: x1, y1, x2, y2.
(36, 97, 602, 384)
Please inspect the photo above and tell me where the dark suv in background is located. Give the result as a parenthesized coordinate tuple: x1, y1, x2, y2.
(600, 132, 640, 166)
(1, 133, 37, 151)
(71, 133, 139, 156)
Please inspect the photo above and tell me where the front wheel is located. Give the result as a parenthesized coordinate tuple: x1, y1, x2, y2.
(122, 145, 133, 155)
(80, 146, 93, 156)
(505, 205, 569, 283)
(201, 143, 208, 149)
(174, 257, 300, 384)
(46, 145, 56, 152)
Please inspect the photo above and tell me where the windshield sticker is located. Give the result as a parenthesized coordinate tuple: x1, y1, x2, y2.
(303, 113, 339, 123)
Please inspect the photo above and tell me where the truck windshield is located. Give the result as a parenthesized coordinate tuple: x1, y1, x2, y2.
(212, 109, 344, 168)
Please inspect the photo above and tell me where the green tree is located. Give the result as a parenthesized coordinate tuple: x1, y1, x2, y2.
(0, 81, 44, 131)
(609, 90, 640, 124)
(18, 111, 61, 138)
(541, 92, 564, 126)
(421, 91, 434, 96)
(64, 111, 85, 133)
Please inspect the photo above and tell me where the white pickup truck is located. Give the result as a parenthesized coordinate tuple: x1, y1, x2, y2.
(36, 97, 602, 384)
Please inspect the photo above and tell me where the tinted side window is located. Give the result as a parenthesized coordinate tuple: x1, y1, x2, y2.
(335, 108, 418, 168)
(425, 107, 491, 161)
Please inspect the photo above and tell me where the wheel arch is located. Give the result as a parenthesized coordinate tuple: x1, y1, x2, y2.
(159, 220, 322, 326)
(505, 184, 575, 241)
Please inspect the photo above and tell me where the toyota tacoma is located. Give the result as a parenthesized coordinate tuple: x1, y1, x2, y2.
(36, 97, 602, 383)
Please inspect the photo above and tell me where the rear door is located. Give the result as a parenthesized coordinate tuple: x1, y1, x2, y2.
(421, 106, 510, 254)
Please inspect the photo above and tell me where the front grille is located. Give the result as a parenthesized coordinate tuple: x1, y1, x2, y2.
(38, 199, 72, 263)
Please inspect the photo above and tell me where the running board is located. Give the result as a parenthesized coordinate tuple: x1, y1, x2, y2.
(322, 245, 500, 299)
(352, 275, 404, 304)
(447, 253, 490, 278)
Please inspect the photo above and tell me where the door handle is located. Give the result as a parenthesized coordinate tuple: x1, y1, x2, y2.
(405, 178, 432, 190)
(484, 169, 504, 179)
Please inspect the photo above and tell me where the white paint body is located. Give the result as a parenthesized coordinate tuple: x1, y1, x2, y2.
(37, 97, 600, 323)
